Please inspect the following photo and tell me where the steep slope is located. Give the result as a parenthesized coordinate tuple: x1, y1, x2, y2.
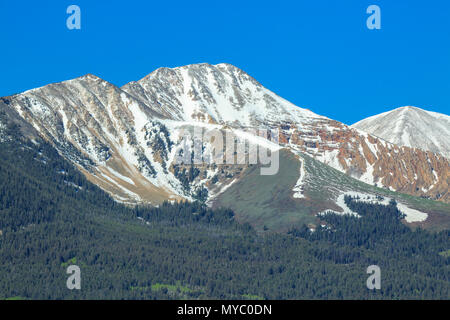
(352, 106, 450, 159)
(1, 63, 449, 205)
(122, 63, 325, 127)
(122, 63, 449, 202)
(1, 75, 188, 204)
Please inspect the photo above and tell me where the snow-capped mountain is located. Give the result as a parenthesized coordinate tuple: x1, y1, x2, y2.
(122, 63, 325, 127)
(1, 63, 449, 207)
(352, 106, 450, 159)
(1, 74, 190, 204)
(122, 63, 449, 201)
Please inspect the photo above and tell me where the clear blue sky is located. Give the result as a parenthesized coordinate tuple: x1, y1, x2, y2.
(1, 0, 449, 124)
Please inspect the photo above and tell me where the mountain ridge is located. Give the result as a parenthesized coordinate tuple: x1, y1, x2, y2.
(1, 63, 449, 214)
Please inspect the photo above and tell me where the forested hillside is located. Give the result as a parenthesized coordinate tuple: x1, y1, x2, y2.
(0, 117, 448, 299)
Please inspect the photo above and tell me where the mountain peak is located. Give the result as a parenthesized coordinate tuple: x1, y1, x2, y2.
(353, 106, 450, 158)
(76, 73, 103, 81)
(137, 63, 253, 84)
(397, 106, 430, 114)
(121, 62, 323, 126)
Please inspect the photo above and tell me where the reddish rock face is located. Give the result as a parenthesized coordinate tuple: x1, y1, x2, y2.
(275, 118, 449, 202)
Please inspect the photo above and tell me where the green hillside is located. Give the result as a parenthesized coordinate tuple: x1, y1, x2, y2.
(214, 149, 450, 232)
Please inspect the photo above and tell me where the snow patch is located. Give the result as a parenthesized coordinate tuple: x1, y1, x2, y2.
(292, 156, 306, 199)
(106, 167, 135, 185)
(320, 191, 428, 223)
(396, 203, 428, 223)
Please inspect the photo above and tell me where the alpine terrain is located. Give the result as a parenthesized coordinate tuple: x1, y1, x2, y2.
(1, 63, 449, 231)
(353, 106, 450, 159)
(0, 63, 449, 300)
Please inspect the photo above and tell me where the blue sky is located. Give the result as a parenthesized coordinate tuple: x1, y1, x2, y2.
(0, 0, 449, 124)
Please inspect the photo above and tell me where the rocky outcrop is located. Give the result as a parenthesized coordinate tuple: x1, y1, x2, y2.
(277, 122, 448, 201)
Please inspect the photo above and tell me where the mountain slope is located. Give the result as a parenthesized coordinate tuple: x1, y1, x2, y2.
(1, 75, 189, 204)
(352, 106, 450, 159)
(214, 149, 450, 232)
(122, 63, 449, 202)
(122, 63, 325, 127)
(1, 63, 449, 207)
